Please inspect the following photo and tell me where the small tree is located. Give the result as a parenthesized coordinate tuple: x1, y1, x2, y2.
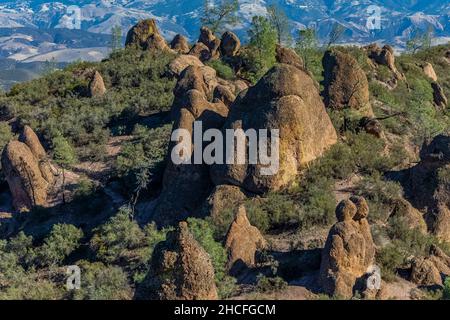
(267, 4, 291, 45)
(244, 16, 278, 82)
(327, 22, 346, 48)
(110, 25, 122, 53)
(295, 28, 318, 70)
(406, 26, 434, 54)
(52, 134, 77, 204)
(201, 0, 240, 34)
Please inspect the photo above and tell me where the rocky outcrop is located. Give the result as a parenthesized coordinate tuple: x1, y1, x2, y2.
(225, 205, 267, 272)
(198, 26, 221, 60)
(201, 185, 248, 220)
(146, 222, 218, 300)
(170, 34, 190, 54)
(408, 135, 450, 242)
(364, 43, 404, 82)
(152, 64, 230, 226)
(422, 62, 438, 82)
(410, 245, 450, 287)
(220, 31, 240, 57)
(168, 54, 205, 77)
(211, 63, 337, 194)
(388, 198, 427, 233)
(431, 82, 448, 109)
(319, 197, 377, 298)
(125, 19, 171, 52)
(88, 71, 106, 98)
(1, 127, 55, 211)
(275, 45, 304, 70)
(189, 42, 212, 62)
(359, 117, 383, 139)
(322, 50, 370, 111)
(213, 84, 236, 107)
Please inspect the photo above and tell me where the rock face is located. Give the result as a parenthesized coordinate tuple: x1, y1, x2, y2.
(220, 31, 240, 57)
(189, 42, 212, 62)
(275, 45, 304, 70)
(201, 185, 248, 220)
(88, 71, 106, 98)
(319, 197, 376, 298)
(322, 50, 370, 110)
(410, 245, 450, 287)
(147, 222, 218, 300)
(152, 64, 230, 226)
(168, 54, 205, 77)
(365, 43, 404, 81)
(422, 62, 438, 82)
(1, 127, 55, 211)
(198, 26, 221, 60)
(431, 82, 448, 109)
(408, 135, 450, 242)
(211, 64, 337, 194)
(225, 205, 267, 271)
(170, 34, 190, 54)
(125, 19, 171, 52)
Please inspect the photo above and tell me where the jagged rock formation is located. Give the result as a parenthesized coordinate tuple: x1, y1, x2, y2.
(198, 26, 220, 60)
(2, 127, 55, 211)
(422, 62, 438, 82)
(319, 197, 377, 298)
(189, 42, 212, 62)
(170, 34, 190, 54)
(322, 50, 370, 111)
(125, 19, 172, 52)
(225, 205, 267, 272)
(407, 135, 450, 242)
(275, 45, 304, 70)
(388, 198, 427, 233)
(145, 222, 218, 300)
(152, 64, 230, 226)
(364, 43, 404, 83)
(220, 31, 240, 58)
(211, 63, 337, 194)
(88, 71, 106, 98)
(410, 245, 450, 287)
(431, 82, 448, 109)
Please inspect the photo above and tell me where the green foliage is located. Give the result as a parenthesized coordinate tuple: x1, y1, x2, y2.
(206, 59, 235, 80)
(242, 16, 277, 83)
(110, 25, 123, 53)
(256, 275, 288, 293)
(187, 218, 236, 298)
(267, 4, 291, 45)
(444, 277, 450, 300)
(72, 261, 132, 300)
(406, 26, 433, 54)
(52, 134, 77, 167)
(36, 224, 83, 267)
(295, 28, 322, 78)
(201, 0, 239, 34)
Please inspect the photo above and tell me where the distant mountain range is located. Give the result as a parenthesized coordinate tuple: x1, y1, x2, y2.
(0, 0, 449, 89)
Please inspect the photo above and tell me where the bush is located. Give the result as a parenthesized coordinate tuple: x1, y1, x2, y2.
(207, 60, 235, 80)
(443, 277, 450, 300)
(187, 218, 236, 298)
(36, 224, 83, 267)
(256, 275, 288, 293)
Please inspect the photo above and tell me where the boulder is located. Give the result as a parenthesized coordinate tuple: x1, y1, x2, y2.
(364, 43, 404, 81)
(125, 19, 171, 52)
(359, 117, 383, 139)
(388, 198, 427, 233)
(198, 26, 220, 59)
(220, 31, 240, 57)
(422, 62, 438, 82)
(275, 45, 304, 70)
(88, 71, 106, 98)
(189, 42, 212, 62)
(211, 64, 337, 194)
(213, 84, 236, 107)
(170, 34, 190, 54)
(322, 50, 370, 110)
(19, 125, 55, 185)
(410, 257, 442, 286)
(146, 222, 218, 300)
(224, 205, 267, 271)
(319, 197, 377, 298)
(168, 54, 205, 77)
(431, 82, 448, 109)
(1, 141, 50, 211)
(201, 185, 248, 220)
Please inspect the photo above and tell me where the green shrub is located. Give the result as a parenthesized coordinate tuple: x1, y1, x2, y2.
(256, 275, 288, 293)
(36, 224, 83, 267)
(443, 277, 450, 300)
(207, 60, 235, 80)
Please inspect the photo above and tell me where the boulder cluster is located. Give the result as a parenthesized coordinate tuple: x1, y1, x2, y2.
(1, 126, 55, 212)
(364, 43, 404, 85)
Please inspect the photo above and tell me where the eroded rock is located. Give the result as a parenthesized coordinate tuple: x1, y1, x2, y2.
(88, 71, 106, 98)
(170, 34, 190, 54)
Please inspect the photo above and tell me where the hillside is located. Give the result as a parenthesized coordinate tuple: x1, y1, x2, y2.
(0, 18, 449, 301)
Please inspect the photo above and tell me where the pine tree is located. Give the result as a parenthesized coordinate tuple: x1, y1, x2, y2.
(267, 4, 291, 45)
(110, 25, 123, 53)
(201, 0, 240, 34)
